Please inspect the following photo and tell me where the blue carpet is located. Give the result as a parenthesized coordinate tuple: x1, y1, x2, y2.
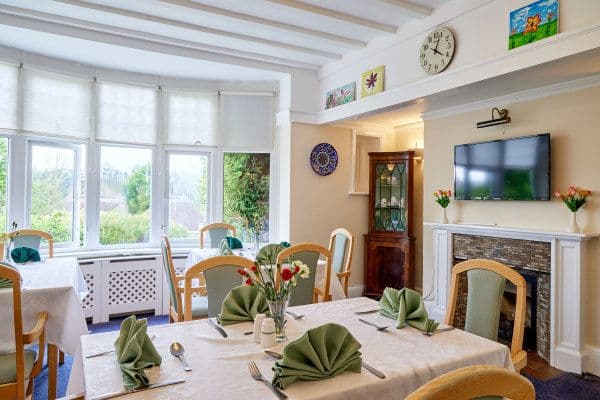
(31, 313, 600, 399)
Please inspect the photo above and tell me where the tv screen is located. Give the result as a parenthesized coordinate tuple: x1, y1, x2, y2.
(454, 134, 550, 200)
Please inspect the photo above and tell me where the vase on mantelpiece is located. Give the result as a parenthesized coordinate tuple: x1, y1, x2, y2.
(568, 211, 581, 233)
(441, 207, 449, 224)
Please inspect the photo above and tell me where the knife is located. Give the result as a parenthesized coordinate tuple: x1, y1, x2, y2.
(207, 318, 228, 338)
(354, 309, 379, 315)
(90, 379, 186, 400)
(265, 350, 385, 379)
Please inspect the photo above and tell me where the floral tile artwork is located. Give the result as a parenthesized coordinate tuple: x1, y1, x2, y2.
(361, 65, 385, 98)
(509, 0, 559, 50)
(325, 82, 356, 109)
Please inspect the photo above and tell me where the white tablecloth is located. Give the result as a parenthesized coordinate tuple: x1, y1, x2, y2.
(0, 257, 88, 355)
(80, 297, 512, 400)
(186, 248, 347, 301)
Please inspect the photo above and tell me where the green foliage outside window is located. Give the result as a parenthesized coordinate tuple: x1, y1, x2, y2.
(126, 165, 150, 214)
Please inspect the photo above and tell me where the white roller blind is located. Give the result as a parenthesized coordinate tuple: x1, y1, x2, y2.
(163, 90, 219, 146)
(97, 81, 156, 144)
(22, 69, 91, 137)
(221, 94, 273, 149)
(0, 62, 18, 131)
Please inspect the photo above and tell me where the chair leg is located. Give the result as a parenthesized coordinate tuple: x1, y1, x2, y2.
(48, 344, 59, 400)
(59, 350, 65, 365)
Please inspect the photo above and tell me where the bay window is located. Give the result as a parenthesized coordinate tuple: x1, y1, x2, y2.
(0, 137, 8, 230)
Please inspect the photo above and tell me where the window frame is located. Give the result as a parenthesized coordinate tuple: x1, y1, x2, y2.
(25, 137, 83, 249)
(163, 146, 213, 247)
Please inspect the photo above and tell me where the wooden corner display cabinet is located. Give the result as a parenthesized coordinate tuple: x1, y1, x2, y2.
(364, 151, 415, 298)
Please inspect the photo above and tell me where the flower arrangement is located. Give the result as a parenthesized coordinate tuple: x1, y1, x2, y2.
(237, 260, 310, 302)
(434, 189, 452, 208)
(554, 186, 592, 212)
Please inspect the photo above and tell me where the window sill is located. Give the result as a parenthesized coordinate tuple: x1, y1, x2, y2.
(56, 246, 194, 261)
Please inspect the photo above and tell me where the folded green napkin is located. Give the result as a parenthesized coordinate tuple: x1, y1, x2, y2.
(114, 315, 162, 390)
(216, 285, 269, 325)
(10, 247, 41, 263)
(379, 287, 438, 333)
(225, 236, 243, 249)
(218, 238, 233, 255)
(256, 243, 288, 265)
(272, 323, 362, 389)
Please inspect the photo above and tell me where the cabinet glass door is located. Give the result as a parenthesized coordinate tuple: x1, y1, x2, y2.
(374, 162, 407, 232)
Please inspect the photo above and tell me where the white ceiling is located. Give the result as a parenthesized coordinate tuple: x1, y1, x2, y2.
(0, 0, 449, 80)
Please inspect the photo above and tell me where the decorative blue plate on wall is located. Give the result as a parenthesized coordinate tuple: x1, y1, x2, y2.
(310, 143, 338, 176)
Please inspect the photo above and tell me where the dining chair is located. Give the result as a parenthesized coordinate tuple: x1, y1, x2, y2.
(276, 243, 332, 306)
(405, 364, 535, 400)
(445, 259, 527, 371)
(161, 235, 207, 323)
(199, 222, 236, 249)
(0, 263, 48, 400)
(0, 229, 54, 259)
(183, 255, 255, 320)
(328, 228, 354, 297)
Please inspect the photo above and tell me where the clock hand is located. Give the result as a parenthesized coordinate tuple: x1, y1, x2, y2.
(432, 39, 442, 55)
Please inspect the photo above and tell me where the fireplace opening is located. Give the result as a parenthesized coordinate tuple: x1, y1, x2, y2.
(499, 272, 538, 351)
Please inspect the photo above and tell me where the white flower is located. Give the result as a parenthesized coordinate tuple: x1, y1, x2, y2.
(292, 260, 310, 279)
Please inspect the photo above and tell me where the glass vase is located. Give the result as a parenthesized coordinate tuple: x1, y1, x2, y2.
(267, 299, 289, 342)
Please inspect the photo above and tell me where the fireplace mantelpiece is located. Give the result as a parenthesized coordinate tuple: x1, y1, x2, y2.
(424, 222, 600, 374)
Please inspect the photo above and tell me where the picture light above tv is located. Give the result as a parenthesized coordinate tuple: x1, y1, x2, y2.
(454, 133, 550, 201)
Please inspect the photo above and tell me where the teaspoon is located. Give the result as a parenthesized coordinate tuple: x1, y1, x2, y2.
(170, 342, 192, 371)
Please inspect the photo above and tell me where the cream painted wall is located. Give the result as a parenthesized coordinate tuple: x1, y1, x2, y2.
(289, 123, 368, 289)
(422, 85, 600, 345)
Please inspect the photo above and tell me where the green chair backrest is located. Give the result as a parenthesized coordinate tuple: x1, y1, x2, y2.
(207, 228, 229, 249)
(287, 250, 319, 307)
(11, 235, 42, 250)
(161, 241, 179, 314)
(465, 269, 506, 342)
(331, 234, 348, 274)
(203, 265, 243, 317)
(0, 262, 18, 289)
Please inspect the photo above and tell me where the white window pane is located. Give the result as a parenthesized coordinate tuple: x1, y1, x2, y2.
(223, 153, 270, 242)
(0, 137, 8, 230)
(97, 82, 156, 144)
(168, 153, 209, 238)
(221, 94, 273, 149)
(99, 146, 152, 245)
(164, 91, 218, 146)
(30, 144, 76, 243)
(0, 63, 17, 131)
(23, 69, 91, 137)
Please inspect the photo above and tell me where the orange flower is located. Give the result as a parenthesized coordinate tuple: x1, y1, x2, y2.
(524, 13, 541, 34)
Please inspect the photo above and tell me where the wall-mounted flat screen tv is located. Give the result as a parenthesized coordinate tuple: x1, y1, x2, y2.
(454, 133, 550, 200)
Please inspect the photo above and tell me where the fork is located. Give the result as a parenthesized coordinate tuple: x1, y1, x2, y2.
(248, 361, 288, 399)
(358, 318, 389, 331)
(286, 310, 305, 320)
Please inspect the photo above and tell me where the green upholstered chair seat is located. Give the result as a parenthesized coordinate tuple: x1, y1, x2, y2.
(465, 269, 506, 342)
(331, 234, 348, 274)
(0, 350, 36, 385)
(182, 296, 209, 318)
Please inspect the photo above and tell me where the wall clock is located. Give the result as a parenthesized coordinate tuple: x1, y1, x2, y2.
(419, 27, 455, 74)
(310, 143, 338, 176)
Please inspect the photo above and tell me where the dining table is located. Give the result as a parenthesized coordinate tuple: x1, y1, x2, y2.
(0, 256, 89, 399)
(185, 248, 347, 301)
(80, 297, 513, 399)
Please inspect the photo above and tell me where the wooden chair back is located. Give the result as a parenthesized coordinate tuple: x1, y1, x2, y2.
(328, 228, 354, 297)
(0, 229, 54, 259)
(445, 259, 527, 371)
(276, 243, 332, 305)
(405, 364, 535, 400)
(161, 235, 184, 323)
(199, 223, 236, 249)
(184, 255, 255, 321)
(0, 263, 47, 399)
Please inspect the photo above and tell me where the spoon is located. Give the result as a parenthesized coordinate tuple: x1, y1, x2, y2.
(170, 342, 192, 371)
(286, 310, 305, 320)
(358, 318, 389, 331)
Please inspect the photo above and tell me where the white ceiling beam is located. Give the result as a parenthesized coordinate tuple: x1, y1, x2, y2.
(53, 0, 341, 60)
(0, 6, 320, 72)
(264, 0, 397, 33)
(158, 0, 366, 49)
(378, 0, 432, 18)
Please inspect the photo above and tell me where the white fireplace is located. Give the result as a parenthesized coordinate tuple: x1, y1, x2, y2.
(424, 222, 600, 374)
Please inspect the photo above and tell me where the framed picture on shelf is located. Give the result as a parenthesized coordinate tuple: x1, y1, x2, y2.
(509, 0, 558, 50)
(325, 82, 356, 109)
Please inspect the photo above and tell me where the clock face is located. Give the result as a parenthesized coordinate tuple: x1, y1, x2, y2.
(419, 27, 455, 75)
